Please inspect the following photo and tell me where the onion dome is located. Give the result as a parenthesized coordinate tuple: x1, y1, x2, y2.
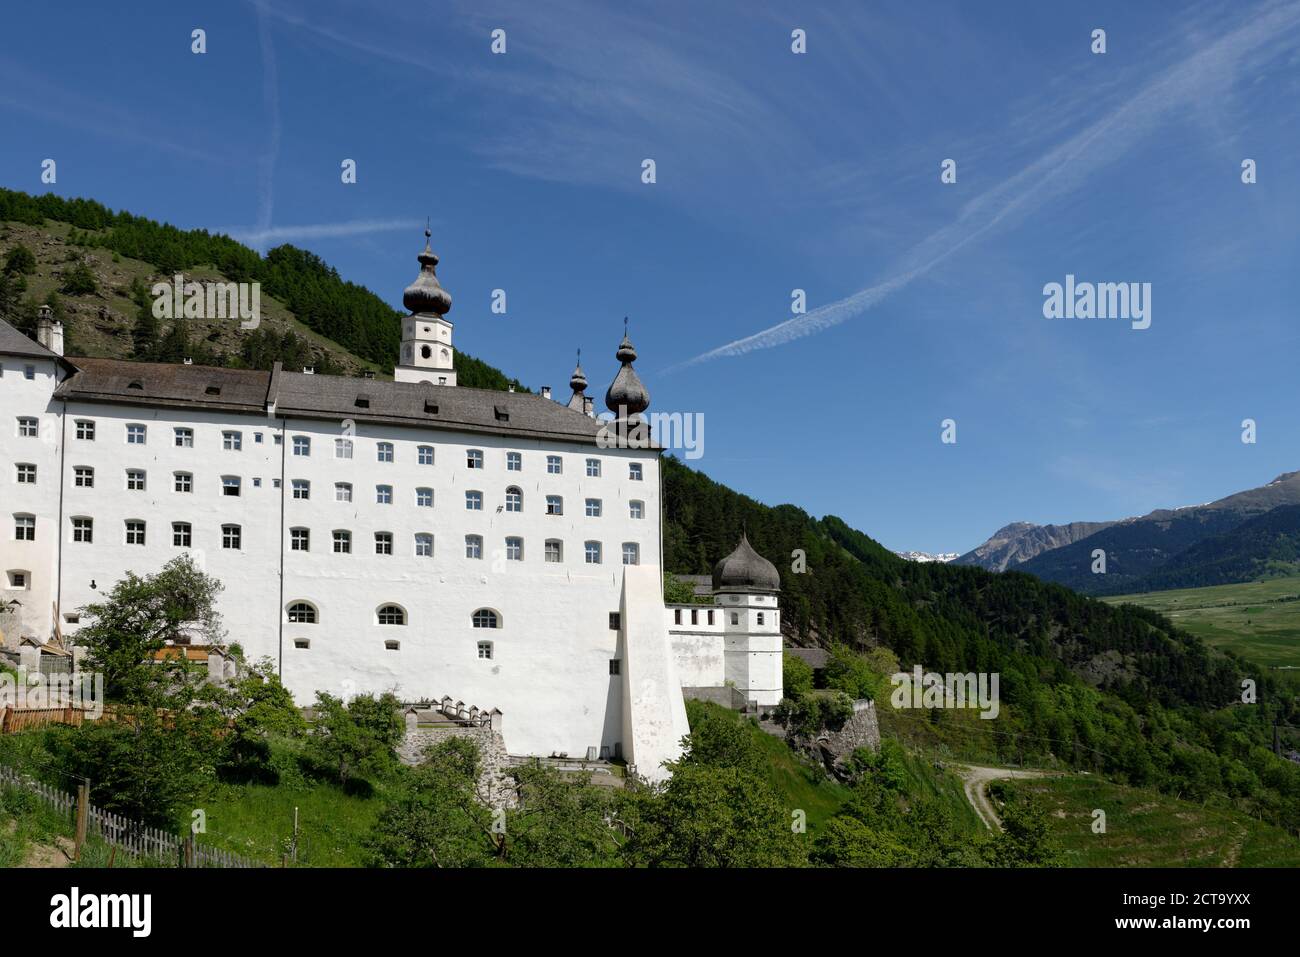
(712, 533, 781, 593)
(604, 318, 649, 419)
(403, 227, 453, 316)
(570, 349, 588, 393)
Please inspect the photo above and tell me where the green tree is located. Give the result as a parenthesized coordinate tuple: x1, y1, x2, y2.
(128, 277, 159, 360)
(75, 555, 225, 704)
(367, 737, 501, 867)
(506, 763, 621, 867)
(3, 243, 36, 275)
(59, 260, 98, 295)
(306, 691, 404, 788)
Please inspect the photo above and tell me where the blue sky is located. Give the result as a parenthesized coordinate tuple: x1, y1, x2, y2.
(4, 0, 1300, 554)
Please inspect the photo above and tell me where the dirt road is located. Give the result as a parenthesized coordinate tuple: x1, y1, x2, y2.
(953, 764, 1055, 830)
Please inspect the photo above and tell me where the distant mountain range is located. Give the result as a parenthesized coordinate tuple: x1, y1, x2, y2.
(958, 471, 1300, 595)
(894, 550, 960, 563)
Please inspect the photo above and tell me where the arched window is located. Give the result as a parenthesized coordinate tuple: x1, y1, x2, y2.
(505, 486, 523, 512)
(472, 608, 500, 629)
(287, 601, 317, 624)
(377, 604, 406, 626)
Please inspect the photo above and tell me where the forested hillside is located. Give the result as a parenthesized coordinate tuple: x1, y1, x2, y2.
(0, 188, 524, 390)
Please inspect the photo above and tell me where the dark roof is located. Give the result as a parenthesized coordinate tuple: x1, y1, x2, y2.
(786, 647, 829, 670)
(712, 534, 781, 592)
(54, 357, 629, 446)
(0, 317, 63, 363)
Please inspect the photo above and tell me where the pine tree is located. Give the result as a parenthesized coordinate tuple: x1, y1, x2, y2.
(130, 279, 159, 360)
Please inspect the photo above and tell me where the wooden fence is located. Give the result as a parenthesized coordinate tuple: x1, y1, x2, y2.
(0, 706, 92, 734)
(0, 764, 264, 868)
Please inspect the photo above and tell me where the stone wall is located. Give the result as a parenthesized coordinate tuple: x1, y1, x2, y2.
(815, 699, 880, 779)
(399, 726, 517, 808)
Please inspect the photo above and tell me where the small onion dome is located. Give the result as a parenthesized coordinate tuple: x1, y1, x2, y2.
(712, 534, 781, 593)
(403, 228, 453, 316)
(570, 351, 588, 393)
(605, 322, 649, 417)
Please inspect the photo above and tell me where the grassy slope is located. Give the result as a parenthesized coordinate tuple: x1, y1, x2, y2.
(1, 220, 384, 376)
(1003, 774, 1300, 867)
(1105, 575, 1300, 669)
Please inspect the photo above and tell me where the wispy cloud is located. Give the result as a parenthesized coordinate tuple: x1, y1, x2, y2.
(253, 1, 282, 247)
(668, 1, 1300, 372)
(224, 218, 425, 246)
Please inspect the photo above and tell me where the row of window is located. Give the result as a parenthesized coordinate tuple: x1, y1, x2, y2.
(30, 464, 647, 518)
(286, 601, 501, 629)
(20, 418, 645, 480)
(290, 637, 506, 658)
(15, 514, 642, 564)
(671, 607, 771, 627)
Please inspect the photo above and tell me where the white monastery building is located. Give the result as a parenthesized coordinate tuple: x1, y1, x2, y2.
(0, 233, 782, 780)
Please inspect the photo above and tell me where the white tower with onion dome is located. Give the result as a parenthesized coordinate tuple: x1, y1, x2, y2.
(395, 228, 457, 386)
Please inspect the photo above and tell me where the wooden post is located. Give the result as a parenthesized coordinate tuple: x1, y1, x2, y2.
(73, 781, 89, 861)
(183, 834, 195, 868)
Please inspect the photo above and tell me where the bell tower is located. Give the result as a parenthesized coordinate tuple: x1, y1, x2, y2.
(395, 228, 457, 386)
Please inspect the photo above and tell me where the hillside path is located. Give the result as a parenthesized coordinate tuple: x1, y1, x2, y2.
(953, 764, 1056, 830)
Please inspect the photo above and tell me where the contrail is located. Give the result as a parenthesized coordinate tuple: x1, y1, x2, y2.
(667, 1, 1300, 373)
(225, 218, 425, 246)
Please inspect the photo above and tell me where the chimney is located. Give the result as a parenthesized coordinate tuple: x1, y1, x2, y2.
(182, 357, 193, 365)
(35, 304, 64, 357)
(303, 366, 315, 375)
(507, 385, 515, 393)
(541, 385, 552, 400)
(583, 396, 594, 417)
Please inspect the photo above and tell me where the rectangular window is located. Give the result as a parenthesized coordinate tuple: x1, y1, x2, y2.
(17, 417, 37, 438)
(223, 431, 242, 451)
(418, 445, 434, 466)
(74, 466, 94, 488)
(222, 525, 242, 550)
(376, 485, 393, 505)
(757, 612, 765, 626)
(335, 482, 352, 503)
(292, 480, 311, 500)
(465, 491, 483, 511)
(70, 517, 91, 543)
(629, 500, 644, 519)
(466, 449, 483, 469)
(585, 541, 602, 565)
(174, 472, 192, 493)
(125, 520, 146, 546)
(707, 610, 715, 625)
(126, 469, 146, 491)
(416, 488, 433, 508)
(126, 424, 146, 445)
(333, 530, 352, 554)
(14, 515, 36, 541)
(544, 540, 563, 563)
(375, 532, 393, 556)
(174, 427, 193, 448)
(465, 535, 483, 559)
(547, 455, 562, 475)
(291, 528, 310, 552)
(506, 537, 523, 561)
(223, 477, 241, 497)
(691, 609, 698, 625)
(172, 522, 192, 547)
(731, 612, 739, 625)
(377, 442, 394, 463)
(609, 659, 621, 675)
(674, 609, 682, 625)
(477, 641, 493, 660)
(506, 451, 521, 471)
(335, 438, 353, 459)
(23, 365, 34, 380)
(585, 498, 602, 518)
(15, 464, 36, 484)
(629, 462, 643, 481)
(622, 542, 640, 566)
(608, 612, 621, 630)
(292, 436, 310, 457)
(586, 458, 601, 477)
(545, 495, 563, 516)
(76, 420, 95, 441)
(415, 533, 433, 557)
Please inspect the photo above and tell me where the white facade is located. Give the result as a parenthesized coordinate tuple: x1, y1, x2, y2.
(0, 243, 781, 780)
